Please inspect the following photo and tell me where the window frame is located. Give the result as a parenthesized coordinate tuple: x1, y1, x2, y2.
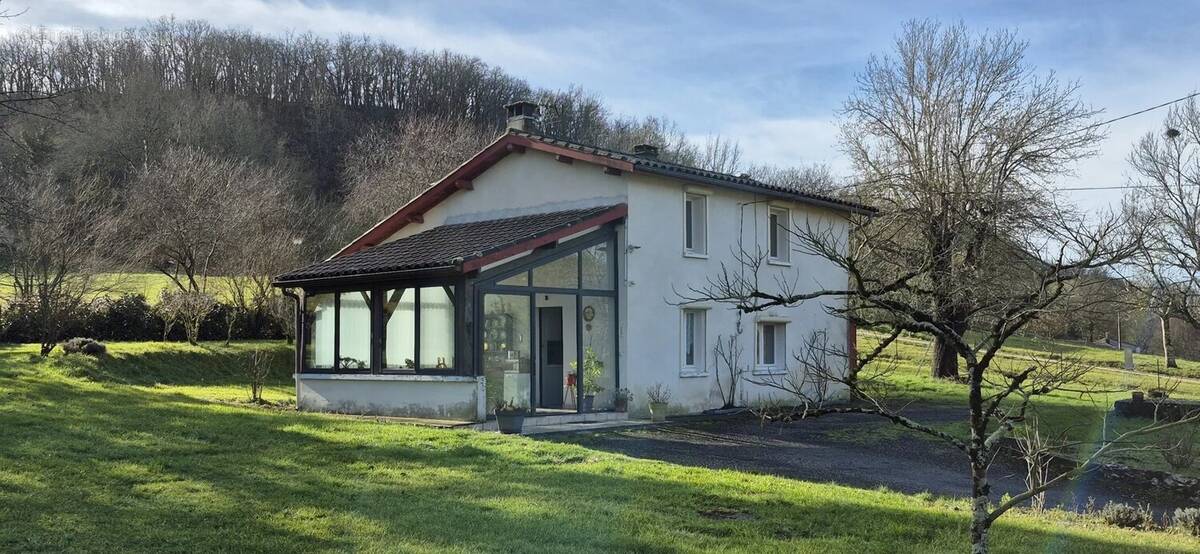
(680, 307, 708, 377)
(768, 206, 791, 265)
(300, 281, 462, 376)
(683, 191, 709, 258)
(755, 320, 787, 375)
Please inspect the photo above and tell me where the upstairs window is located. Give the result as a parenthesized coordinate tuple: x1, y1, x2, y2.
(684, 192, 708, 256)
(768, 207, 790, 263)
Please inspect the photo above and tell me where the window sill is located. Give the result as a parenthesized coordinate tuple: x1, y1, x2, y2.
(682, 251, 709, 260)
(752, 366, 787, 376)
(679, 369, 710, 378)
(766, 258, 791, 267)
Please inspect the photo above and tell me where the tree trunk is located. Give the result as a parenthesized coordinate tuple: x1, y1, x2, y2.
(969, 446, 992, 553)
(931, 337, 960, 379)
(1161, 315, 1178, 369)
(931, 318, 966, 379)
(970, 491, 991, 554)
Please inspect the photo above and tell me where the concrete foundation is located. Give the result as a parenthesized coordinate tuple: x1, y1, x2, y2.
(296, 374, 487, 421)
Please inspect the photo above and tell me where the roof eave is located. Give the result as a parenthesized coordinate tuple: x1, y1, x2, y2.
(631, 164, 876, 216)
(272, 264, 461, 289)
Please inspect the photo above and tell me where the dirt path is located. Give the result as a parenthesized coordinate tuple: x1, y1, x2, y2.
(550, 406, 1190, 513)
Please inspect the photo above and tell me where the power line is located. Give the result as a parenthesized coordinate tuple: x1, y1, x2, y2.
(846, 90, 1200, 190)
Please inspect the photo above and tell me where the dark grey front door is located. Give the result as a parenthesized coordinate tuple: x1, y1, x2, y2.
(538, 307, 564, 409)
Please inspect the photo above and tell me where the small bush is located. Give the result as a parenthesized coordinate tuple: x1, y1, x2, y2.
(1099, 502, 1153, 530)
(1173, 508, 1200, 537)
(61, 337, 107, 356)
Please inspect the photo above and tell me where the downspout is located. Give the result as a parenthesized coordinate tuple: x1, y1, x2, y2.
(281, 287, 302, 410)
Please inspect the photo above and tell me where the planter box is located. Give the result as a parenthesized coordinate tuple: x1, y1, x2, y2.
(496, 412, 525, 434)
(649, 402, 669, 422)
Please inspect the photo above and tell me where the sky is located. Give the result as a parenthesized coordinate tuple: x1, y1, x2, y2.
(6, 0, 1200, 210)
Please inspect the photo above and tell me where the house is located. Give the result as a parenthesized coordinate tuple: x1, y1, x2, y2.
(273, 101, 875, 423)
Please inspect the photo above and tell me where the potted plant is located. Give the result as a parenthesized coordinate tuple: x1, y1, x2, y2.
(647, 382, 671, 422)
(613, 388, 631, 412)
(494, 399, 527, 434)
(571, 347, 606, 412)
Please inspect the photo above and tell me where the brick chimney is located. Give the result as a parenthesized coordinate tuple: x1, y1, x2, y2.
(632, 144, 659, 160)
(505, 101, 539, 132)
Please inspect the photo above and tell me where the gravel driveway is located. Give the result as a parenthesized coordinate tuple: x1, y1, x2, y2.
(550, 405, 1188, 513)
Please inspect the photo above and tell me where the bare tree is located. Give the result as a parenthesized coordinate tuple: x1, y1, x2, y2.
(124, 146, 296, 294)
(243, 347, 272, 404)
(0, 173, 118, 355)
(673, 22, 1196, 552)
(713, 324, 748, 409)
(339, 114, 494, 236)
(155, 289, 216, 345)
(840, 21, 1104, 379)
(1127, 98, 1200, 369)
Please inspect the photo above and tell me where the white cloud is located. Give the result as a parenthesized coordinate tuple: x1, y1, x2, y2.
(693, 117, 847, 174)
(4, 0, 574, 77)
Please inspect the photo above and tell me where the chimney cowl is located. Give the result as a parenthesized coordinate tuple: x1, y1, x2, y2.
(505, 100, 539, 131)
(632, 143, 659, 160)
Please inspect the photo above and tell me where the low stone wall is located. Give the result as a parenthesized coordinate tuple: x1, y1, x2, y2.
(296, 374, 487, 421)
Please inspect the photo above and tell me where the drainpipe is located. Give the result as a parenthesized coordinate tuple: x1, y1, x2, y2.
(281, 287, 302, 409)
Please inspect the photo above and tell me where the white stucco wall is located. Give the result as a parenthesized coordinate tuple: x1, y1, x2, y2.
(385, 150, 629, 242)
(619, 173, 852, 416)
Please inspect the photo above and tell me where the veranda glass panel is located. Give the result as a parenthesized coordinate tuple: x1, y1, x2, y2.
(419, 286, 455, 369)
(383, 288, 416, 369)
(497, 271, 529, 287)
(581, 242, 612, 290)
(581, 296, 617, 411)
(338, 291, 372, 370)
(532, 253, 578, 289)
(304, 293, 335, 369)
(483, 294, 531, 412)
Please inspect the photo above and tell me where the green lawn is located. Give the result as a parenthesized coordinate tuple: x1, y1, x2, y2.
(0, 341, 1196, 552)
(860, 330, 1200, 476)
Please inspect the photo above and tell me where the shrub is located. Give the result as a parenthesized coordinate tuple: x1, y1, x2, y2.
(85, 294, 161, 341)
(1099, 502, 1154, 530)
(647, 382, 672, 404)
(0, 293, 287, 343)
(61, 337, 107, 356)
(1173, 508, 1200, 537)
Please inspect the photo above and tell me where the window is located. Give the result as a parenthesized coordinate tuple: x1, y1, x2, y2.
(497, 271, 528, 287)
(757, 321, 786, 371)
(382, 287, 456, 371)
(684, 192, 707, 256)
(419, 286, 455, 369)
(338, 291, 372, 370)
(768, 207, 790, 263)
(304, 293, 336, 369)
(581, 243, 613, 289)
(532, 252, 579, 288)
(302, 291, 372, 372)
(382, 289, 416, 369)
(305, 285, 457, 374)
(681, 308, 707, 374)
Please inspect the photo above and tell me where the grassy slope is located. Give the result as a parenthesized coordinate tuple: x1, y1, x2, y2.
(0, 342, 1196, 552)
(0, 273, 238, 303)
(860, 330, 1200, 476)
